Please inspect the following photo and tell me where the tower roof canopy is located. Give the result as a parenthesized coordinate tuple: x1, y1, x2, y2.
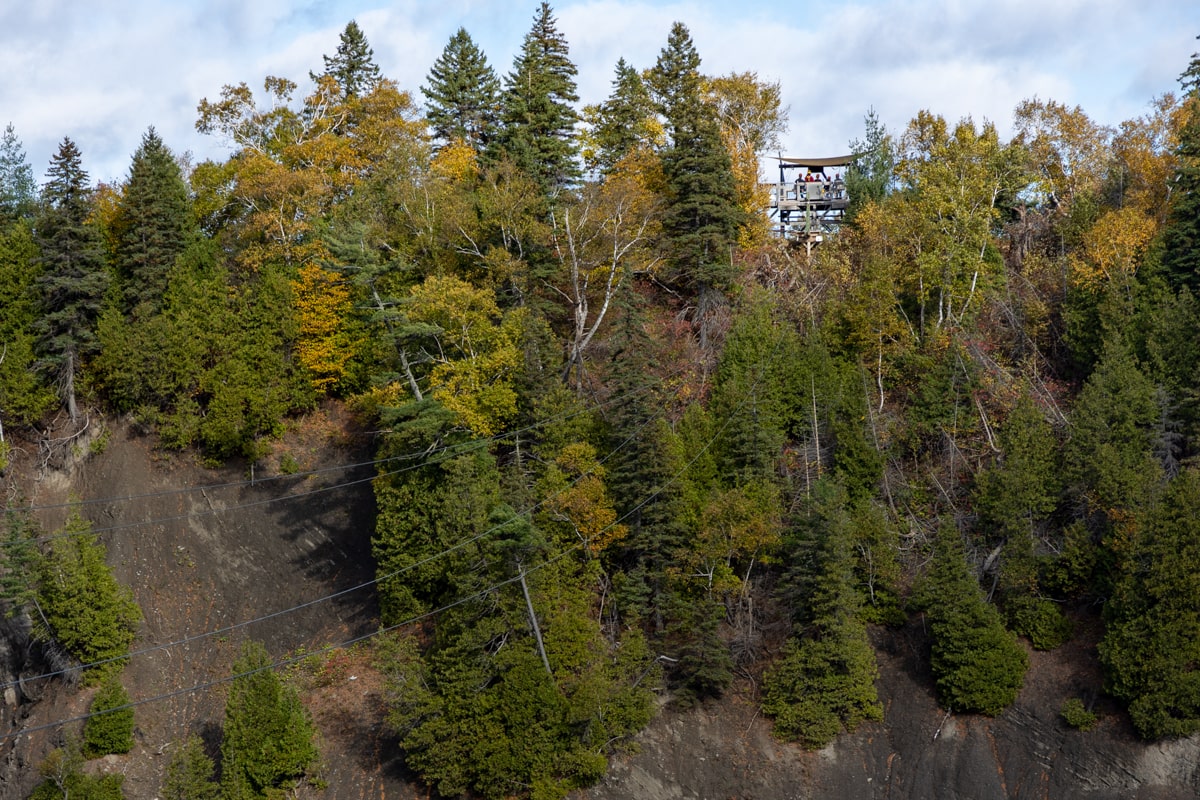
(777, 155, 855, 168)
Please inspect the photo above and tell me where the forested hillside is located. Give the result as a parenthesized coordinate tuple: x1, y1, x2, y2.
(2, 5, 1200, 798)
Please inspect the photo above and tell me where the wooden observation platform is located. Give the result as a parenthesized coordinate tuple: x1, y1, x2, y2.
(766, 154, 853, 251)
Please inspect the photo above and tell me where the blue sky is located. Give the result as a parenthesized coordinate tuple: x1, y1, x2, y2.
(1, 0, 1197, 184)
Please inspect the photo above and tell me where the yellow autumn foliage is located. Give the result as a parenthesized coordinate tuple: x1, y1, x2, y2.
(1068, 206, 1157, 290)
(292, 263, 354, 393)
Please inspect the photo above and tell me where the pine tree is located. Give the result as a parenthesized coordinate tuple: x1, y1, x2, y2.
(585, 58, 658, 174)
(422, 27, 500, 152)
(1100, 468, 1200, 739)
(1161, 43, 1200, 291)
(0, 123, 36, 221)
(650, 23, 742, 291)
(83, 672, 134, 756)
(763, 483, 882, 748)
(115, 128, 193, 314)
(489, 2, 580, 196)
(221, 641, 317, 800)
(161, 735, 218, 800)
(0, 220, 54, 430)
(916, 527, 1028, 715)
(312, 20, 382, 99)
(35, 510, 141, 681)
(34, 137, 108, 423)
(845, 108, 894, 223)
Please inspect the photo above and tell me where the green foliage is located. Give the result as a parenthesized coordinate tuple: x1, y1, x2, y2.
(83, 672, 135, 757)
(221, 640, 318, 800)
(1160, 49, 1200, 292)
(161, 735, 218, 800)
(34, 137, 109, 421)
(1064, 336, 1160, 539)
(652, 23, 743, 290)
(763, 484, 883, 747)
(1100, 468, 1200, 739)
(489, 2, 580, 195)
(0, 213, 54, 425)
(30, 735, 125, 800)
(372, 442, 501, 623)
(383, 560, 656, 800)
(583, 58, 658, 174)
(35, 510, 141, 681)
(845, 107, 894, 223)
(916, 528, 1028, 715)
(313, 20, 382, 99)
(975, 394, 1061, 540)
(1060, 697, 1099, 731)
(1004, 595, 1072, 650)
(113, 127, 194, 314)
(0, 123, 37, 221)
(422, 27, 500, 151)
(0, 506, 42, 613)
(664, 592, 733, 705)
(709, 292, 796, 483)
(95, 241, 313, 459)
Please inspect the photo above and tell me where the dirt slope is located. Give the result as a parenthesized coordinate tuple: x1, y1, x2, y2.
(0, 413, 415, 800)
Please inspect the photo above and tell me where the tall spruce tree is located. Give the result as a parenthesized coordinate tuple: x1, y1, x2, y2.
(312, 20, 382, 99)
(649, 23, 742, 291)
(585, 58, 658, 174)
(762, 481, 883, 748)
(0, 220, 54, 431)
(0, 123, 36, 221)
(845, 108, 894, 223)
(422, 27, 501, 152)
(115, 127, 193, 314)
(1100, 467, 1200, 739)
(1161, 43, 1200, 292)
(489, 2, 580, 196)
(916, 526, 1028, 715)
(34, 137, 108, 423)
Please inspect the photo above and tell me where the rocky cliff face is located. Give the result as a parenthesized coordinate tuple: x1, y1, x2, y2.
(578, 624, 1200, 800)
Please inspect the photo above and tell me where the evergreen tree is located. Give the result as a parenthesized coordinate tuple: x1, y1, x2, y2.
(0, 505, 42, 613)
(1100, 468, 1200, 739)
(1160, 44, 1200, 292)
(83, 672, 135, 756)
(422, 27, 500, 152)
(585, 58, 658, 174)
(0, 220, 54, 431)
(975, 395, 1069, 648)
(489, 2, 580, 196)
(35, 510, 141, 680)
(649, 23, 742, 291)
(1064, 337, 1160, 527)
(221, 640, 318, 800)
(0, 123, 36, 221)
(763, 482, 882, 748)
(115, 128, 193, 314)
(845, 108, 894, 223)
(312, 20, 382, 99)
(709, 293, 795, 484)
(34, 137, 108, 423)
(161, 735, 218, 800)
(916, 527, 1028, 715)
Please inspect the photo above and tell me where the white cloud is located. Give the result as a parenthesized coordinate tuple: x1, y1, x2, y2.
(1, 0, 1196, 185)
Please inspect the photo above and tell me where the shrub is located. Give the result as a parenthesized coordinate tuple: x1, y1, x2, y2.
(84, 673, 134, 756)
(1061, 697, 1099, 730)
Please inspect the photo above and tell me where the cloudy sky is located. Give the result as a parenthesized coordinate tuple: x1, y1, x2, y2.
(2, 0, 1197, 185)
